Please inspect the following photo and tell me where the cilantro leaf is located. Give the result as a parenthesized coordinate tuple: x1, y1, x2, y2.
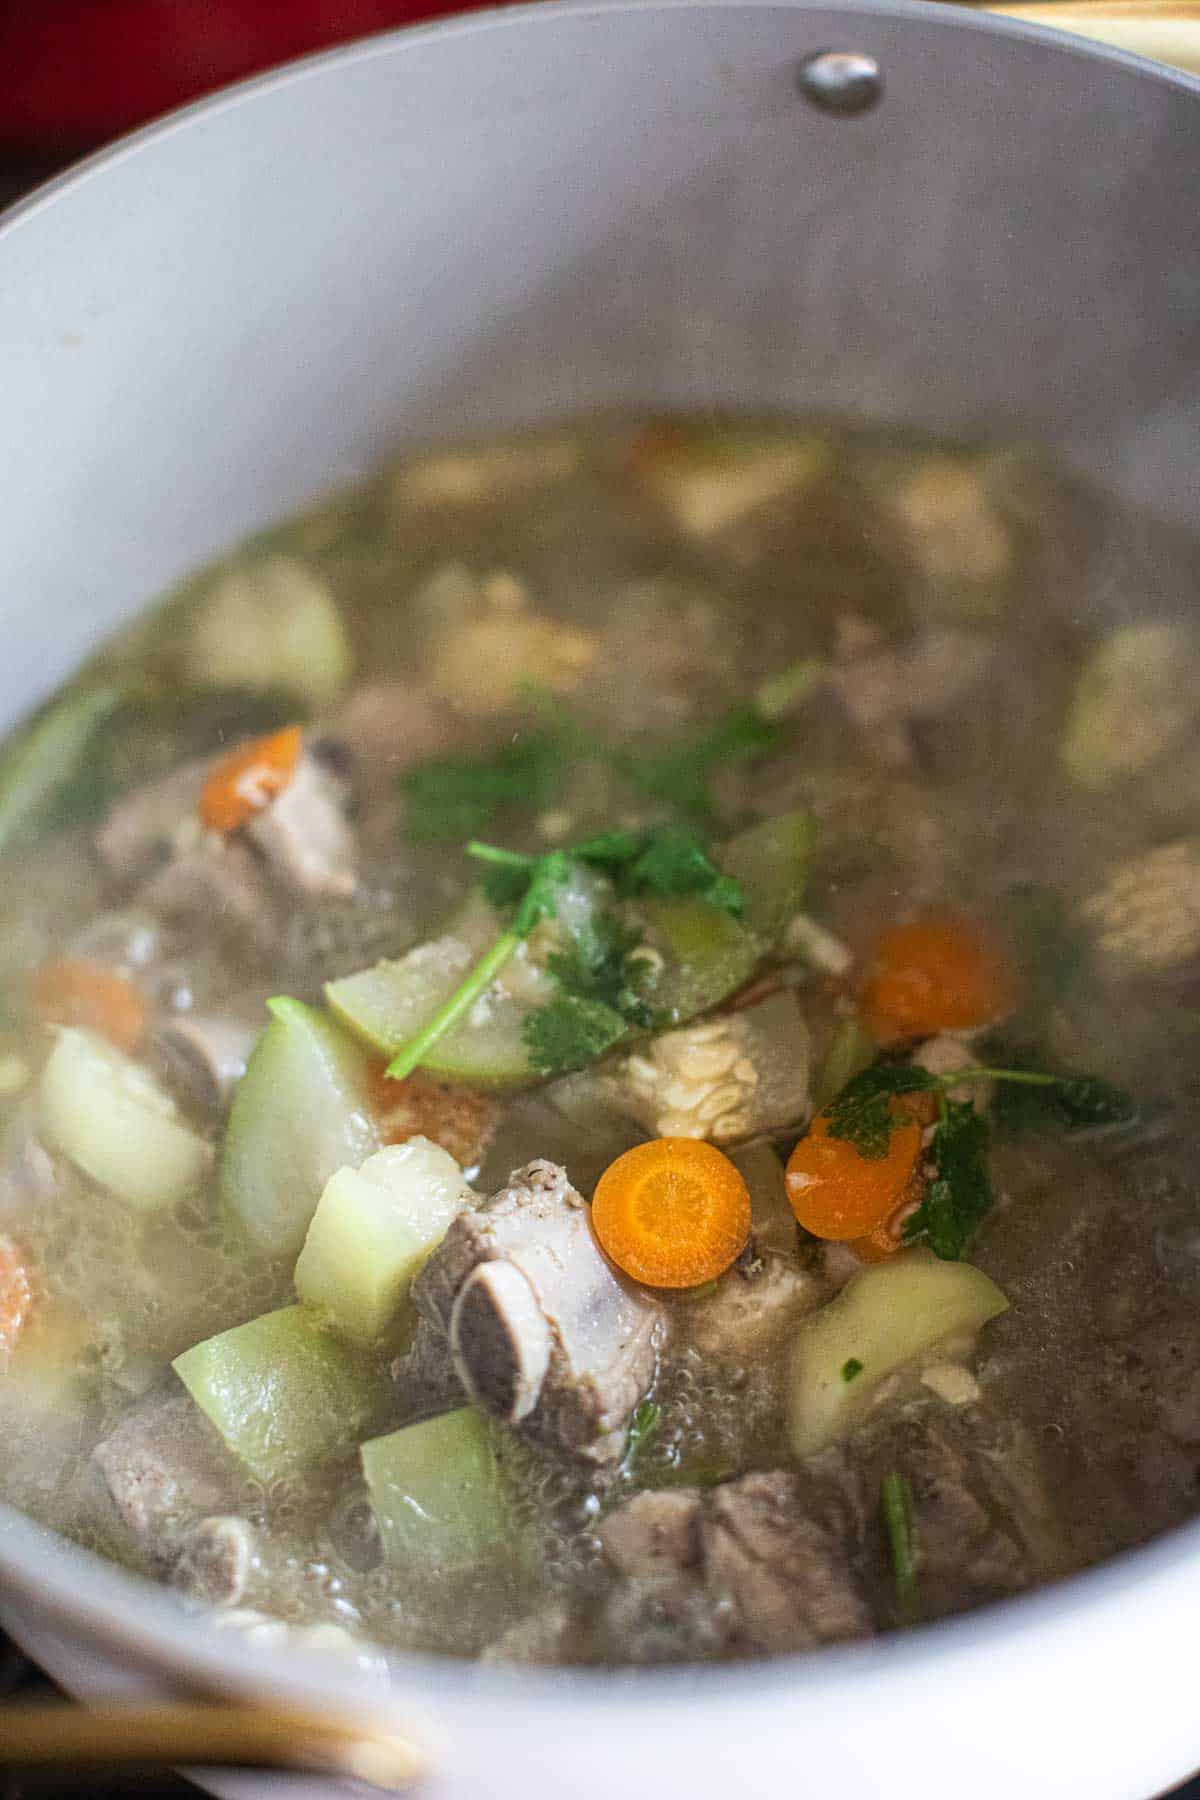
(523, 992, 629, 1076)
(1053, 1073, 1136, 1128)
(547, 913, 653, 1028)
(615, 705, 779, 820)
(823, 1064, 938, 1160)
(400, 732, 564, 841)
(984, 1045, 1136, 1138)
(903, 1099, 993, 1260)
(625, 825, 744, 916)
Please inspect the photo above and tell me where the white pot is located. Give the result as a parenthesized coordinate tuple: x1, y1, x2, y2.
(1, 5, 1198, 1794)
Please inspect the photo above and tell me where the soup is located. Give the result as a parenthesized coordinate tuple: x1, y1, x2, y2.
(0, 414, 1197, 1667)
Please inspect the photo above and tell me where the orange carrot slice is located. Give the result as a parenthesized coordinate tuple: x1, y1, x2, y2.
(786, 1109, 923, 1242)
(31, 957, 147, 1054)
(860, 910, 1014, 1043)
(591, 1137, 752, 1290)
(198, 725, 302, 834)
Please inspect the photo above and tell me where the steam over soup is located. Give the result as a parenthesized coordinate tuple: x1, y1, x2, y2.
(1, 413, 1198, 1666)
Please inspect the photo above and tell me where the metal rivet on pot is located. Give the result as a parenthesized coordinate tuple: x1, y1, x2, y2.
(796, 50, 883, 115)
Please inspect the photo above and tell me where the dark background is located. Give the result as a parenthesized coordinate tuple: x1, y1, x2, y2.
(1, 4, 1198, 1797)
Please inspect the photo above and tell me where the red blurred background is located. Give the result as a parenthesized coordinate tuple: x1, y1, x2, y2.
(0, 0, 496, 155)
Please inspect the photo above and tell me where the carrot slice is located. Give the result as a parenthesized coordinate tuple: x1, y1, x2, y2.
(198, 725, 302, 834)
(848, 1206, 914, 1263)
(31, 957, 147, 1054)
(860, 910, 1014, 1043)
(0, 1235, 34, 1358)
(785, 1109, 923, 1241)
(591, 1137, 752, 1290)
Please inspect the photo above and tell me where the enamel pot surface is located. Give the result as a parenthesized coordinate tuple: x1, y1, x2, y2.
(0, 4, 1198, 1795)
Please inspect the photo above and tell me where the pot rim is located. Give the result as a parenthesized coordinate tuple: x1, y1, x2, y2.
(2, 0, 1199, 1742)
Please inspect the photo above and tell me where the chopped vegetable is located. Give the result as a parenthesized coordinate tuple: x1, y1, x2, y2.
(638, 896, 760, 1025)
(30, 957, 147, 1055)
(786, 1249, 1008, 1455)
(627, 420, 829, 538)
(841, 1358, 864, 1383)
(400, 732, 565, 842)
(0, 684, 127, 855)
(0, 1235, 34, 1358)
(860, 910, 1015, 1042)
(1060, 620, 1195, 789)
(294, 1138, 474, 1346)
(430, 609, 596, 718)
(813, 1016, 877, 1108)
(881, 1472, 921, 1625)
(219, 997, 379, 1254)
(591, 1137, 752, 1289)
(173, 1304, 388, 1482)
(185, 555, 353, 706)
(326, 906, 545, 1091)
(718, 811, 816, 944)
(198, 724, 303, 833)
(39, 1027, 210, 1213)
(361, 1407, 512, 1571)
(785, 1107, 923, 1242)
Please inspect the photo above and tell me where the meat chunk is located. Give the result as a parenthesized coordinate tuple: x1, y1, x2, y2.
(703, 1471, 872, 1652)
(147, 1015, 259, 1119)
(828, 627, 995, 767)
(246, 751, 357, 898)
(598, 1467, 872, 1660)
(95, 760, 209, 882)
(598, 1489, 702, 1581)
(171, 1515, 256, 1608)
(407, 1160, 663, 1461)
(139, 840, 284, 965)
(686, 1253, 822, 1361)
(92, 1395, 240, 1555)
(389, 1315, 468, 1421)
(483, 1603, 588, 1667)
(852, 1403, 1059, 1620)
(328, 680, 450, 780)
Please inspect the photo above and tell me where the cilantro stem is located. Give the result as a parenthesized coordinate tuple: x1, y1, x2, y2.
(385, 929, 520, 1080)
(754, 656, 824, 723)
(465, 841, 533, 870)
(881, 1472, 921, 1627)
(943, 1068, 1063, 1088)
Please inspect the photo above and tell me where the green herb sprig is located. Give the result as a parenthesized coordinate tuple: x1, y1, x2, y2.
(823, 1060, 1134, 1261)
(881, 1472, 921, 1627)
(385, 824, 748, 1082)
(398, 657, 817, 840)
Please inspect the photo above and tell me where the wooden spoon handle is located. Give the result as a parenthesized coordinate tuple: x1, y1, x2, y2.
(0, 1698, 424, 1790)
(981, 1, 1200, 73)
